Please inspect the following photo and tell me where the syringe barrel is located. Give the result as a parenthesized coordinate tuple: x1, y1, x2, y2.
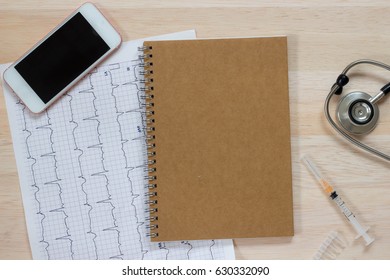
(332, 195, 353, 219)
(332, 194, 375, 246)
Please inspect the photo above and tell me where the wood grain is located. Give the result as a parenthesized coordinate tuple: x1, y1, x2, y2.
(0, 0, 389, 259)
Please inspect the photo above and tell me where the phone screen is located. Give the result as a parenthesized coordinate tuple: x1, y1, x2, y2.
(14, 12, 110, 103)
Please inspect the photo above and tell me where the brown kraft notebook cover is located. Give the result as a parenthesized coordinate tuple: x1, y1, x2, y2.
(142, 37, 293, 241)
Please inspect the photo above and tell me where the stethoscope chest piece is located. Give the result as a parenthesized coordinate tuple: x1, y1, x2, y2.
(337, 91, 379, 135)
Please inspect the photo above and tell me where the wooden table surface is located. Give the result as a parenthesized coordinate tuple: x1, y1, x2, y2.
(0, 0, 389, 260)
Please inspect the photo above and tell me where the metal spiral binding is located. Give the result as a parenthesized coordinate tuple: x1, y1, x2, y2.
(138, 44, 159, 239)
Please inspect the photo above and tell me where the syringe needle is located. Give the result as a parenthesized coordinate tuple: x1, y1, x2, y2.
(301, 155, 335, 195)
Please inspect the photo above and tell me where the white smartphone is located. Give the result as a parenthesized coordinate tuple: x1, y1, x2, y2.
(3, 3, 121, 113)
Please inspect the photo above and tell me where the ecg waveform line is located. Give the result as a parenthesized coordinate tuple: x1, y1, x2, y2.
(110, 65, 149, 259)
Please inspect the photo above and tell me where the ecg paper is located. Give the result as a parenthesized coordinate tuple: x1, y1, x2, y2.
(1, 30, 235, 260)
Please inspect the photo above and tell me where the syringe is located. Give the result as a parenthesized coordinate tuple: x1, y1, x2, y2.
(301, 155, 374, 246)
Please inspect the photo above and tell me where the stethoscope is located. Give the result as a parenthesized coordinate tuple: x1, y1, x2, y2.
(324, 59, 390, 162)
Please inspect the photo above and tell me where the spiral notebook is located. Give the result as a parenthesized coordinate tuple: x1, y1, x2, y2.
(142, 37, 294, 241)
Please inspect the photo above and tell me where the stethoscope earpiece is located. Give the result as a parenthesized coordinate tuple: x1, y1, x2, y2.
(336, 91, 379, 135)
